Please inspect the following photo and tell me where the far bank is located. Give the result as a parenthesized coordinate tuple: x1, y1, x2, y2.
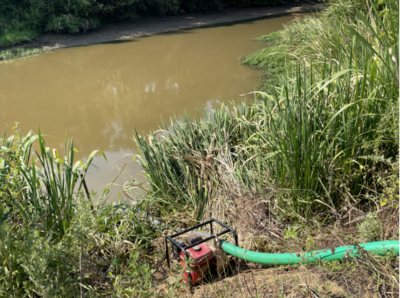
(0, 1, 325, 60)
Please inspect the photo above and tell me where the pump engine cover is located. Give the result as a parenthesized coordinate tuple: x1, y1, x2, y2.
(181, 243, 214, 285)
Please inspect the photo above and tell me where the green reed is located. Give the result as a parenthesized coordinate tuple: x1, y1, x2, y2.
(236, 1, 398, 216)
(134, 106, 242, 220)
(0, 127, 106, 239)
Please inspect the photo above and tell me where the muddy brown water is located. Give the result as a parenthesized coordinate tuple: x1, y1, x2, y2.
(0, 14, 306, 202)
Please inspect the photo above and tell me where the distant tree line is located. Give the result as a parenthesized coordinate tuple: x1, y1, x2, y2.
(0, 0, 284, 34)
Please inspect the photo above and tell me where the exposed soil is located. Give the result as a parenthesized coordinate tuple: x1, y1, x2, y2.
(9, 0, 326, 51)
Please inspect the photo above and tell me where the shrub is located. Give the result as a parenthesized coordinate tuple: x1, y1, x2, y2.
(358, 213, 381, 242)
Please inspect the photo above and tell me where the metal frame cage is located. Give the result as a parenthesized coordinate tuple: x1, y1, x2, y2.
(164, 218, 238, 269)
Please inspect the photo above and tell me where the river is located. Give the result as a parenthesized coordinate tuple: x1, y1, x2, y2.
(0, 13, 306, 202)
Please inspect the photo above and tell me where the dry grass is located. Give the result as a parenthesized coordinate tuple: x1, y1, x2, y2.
(148, 203, 399, 297)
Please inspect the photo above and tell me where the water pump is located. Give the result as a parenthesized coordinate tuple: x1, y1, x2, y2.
(165, 219, 238, 285)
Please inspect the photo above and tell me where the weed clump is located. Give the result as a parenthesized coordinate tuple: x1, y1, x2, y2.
(358, 213, 381, 242)
(0, 47, 50, 61)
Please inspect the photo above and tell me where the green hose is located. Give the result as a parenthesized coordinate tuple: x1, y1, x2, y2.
(222, 240, 399, 265)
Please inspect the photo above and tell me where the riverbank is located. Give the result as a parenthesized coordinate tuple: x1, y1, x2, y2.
(0, 0, 398, 296)
(1, 1, 325, 55)
(133, 0, 399, 294)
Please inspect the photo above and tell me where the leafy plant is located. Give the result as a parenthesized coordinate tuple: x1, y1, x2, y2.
(358, 213, 381, 242)
(113, 250, 156, 297)
(284, 226, 300, 239)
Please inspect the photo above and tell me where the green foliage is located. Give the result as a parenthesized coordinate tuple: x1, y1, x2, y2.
(358, 213, 381, 242)
(0, 47, 49, 60)
(0, 191, 159, 297)
(0, 29, 40, 47)
(362, 101, 399, 159)
(324, 0, 398, 19)
(283, 226, 300, 239)
(323, 259, 357, 273)
(0, 0, 284, 46)
(181, 0, 284, 11)
(0, 123, 160, 296)
(19, 231, 74, 297)
(0, 127, 107, 295)
(45, 14, 94, 34)
(0, 126, 106, 240)
(359, 156, 399, 208)
(113, 250, 155, 297)
(241, 44, 295, 93)
(241, 31, 293, 94)
(253, 30, 282, 43)
(305, 236, 315, 250)
(0, 127, 33, 202)
(0, 203, 76, 296)
(0, 204, 22, 296)
(133, 106, 241, 220)
(378, 161, 399, 208)
(243, 0, 398, 216)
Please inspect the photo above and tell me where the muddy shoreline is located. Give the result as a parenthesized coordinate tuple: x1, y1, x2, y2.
(10, 1, 325, 51)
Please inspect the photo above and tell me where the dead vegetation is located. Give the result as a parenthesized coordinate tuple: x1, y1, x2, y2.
(144, 199, 399, 297)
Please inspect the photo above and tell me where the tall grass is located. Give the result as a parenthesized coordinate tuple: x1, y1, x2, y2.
(134, 107, 243, 220)
(0, 126, 162, 295)
(0, 127, 106, 239)
(254, 0, 398, 213)
(134, 0, 399, 220)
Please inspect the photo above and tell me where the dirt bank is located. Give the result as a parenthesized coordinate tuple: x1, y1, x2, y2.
(20, 1, 325, 50)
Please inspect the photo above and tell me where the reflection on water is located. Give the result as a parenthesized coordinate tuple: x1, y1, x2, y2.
(0, 14, 306, 202)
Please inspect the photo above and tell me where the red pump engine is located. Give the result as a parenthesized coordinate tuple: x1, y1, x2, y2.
(165, 219, 239, 286)
(180, 243, 214, 285)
